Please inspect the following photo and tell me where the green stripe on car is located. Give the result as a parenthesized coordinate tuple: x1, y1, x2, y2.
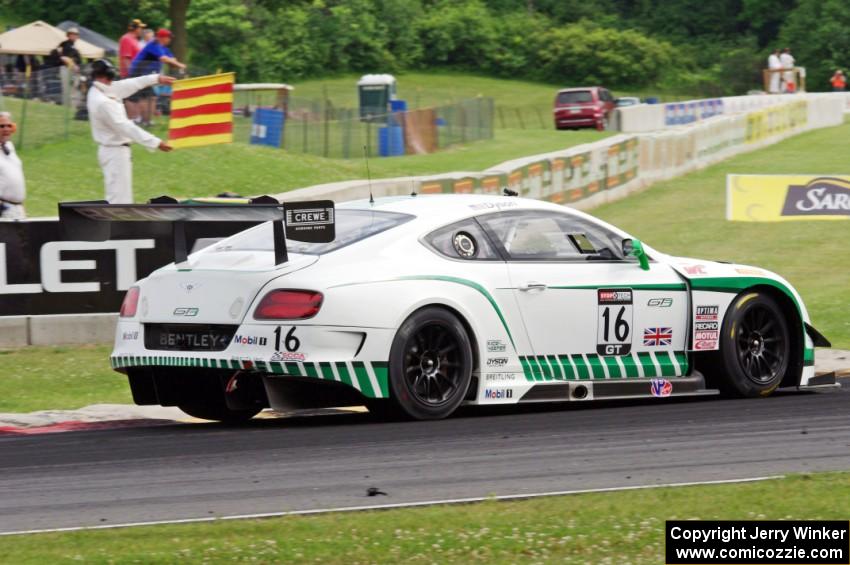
(352, 362, 374, 397)
(109, 355, 391, 398)
(519, 351, 689, 381)
(803, 348, 814, 366)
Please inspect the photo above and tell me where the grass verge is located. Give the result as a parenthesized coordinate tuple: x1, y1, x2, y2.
(592, 120, 850, 349)
(0, 345, 128, 413)
(0, 472, 847, 563)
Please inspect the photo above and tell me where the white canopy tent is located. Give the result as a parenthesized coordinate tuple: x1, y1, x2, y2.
(0, 20, 104, 58)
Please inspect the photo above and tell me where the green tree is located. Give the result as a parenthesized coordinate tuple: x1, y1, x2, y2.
(536, 22, 676, 87)
(0, 0, 167, 38)
(779, 0, 850, 91)
(739, 0, 795, 48)
(418, 0, 498, 69)
(186, 0, 253, 75)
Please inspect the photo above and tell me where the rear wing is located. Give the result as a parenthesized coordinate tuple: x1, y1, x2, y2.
(58, 196, 335, 265)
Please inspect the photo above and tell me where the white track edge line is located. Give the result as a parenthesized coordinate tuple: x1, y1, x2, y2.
(0, 475, 784, 537)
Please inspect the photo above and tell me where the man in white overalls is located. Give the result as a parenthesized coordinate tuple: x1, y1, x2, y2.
(86, 58, 174, 204)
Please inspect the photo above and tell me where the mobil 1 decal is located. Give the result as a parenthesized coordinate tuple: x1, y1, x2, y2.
(597, 288, 633, 356)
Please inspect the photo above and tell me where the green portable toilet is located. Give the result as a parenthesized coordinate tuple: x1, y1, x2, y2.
(358, 74, 397, 121)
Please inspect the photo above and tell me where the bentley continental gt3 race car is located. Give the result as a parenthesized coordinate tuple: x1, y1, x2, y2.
(75, 194, 833, 421)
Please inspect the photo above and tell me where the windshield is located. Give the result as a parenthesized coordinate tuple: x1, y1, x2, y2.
(558, 91, 593, 104)
(211, 209, 413, 255)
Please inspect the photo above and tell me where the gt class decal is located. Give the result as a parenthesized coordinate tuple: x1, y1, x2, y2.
(597, 289, 632, 356)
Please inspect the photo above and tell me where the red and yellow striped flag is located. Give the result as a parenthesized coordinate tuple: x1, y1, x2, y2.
(168, 72, 235, 149)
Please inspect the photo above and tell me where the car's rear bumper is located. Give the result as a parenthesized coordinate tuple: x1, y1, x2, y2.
(112, 319, 396, 399)
(554, 116, 599, 127)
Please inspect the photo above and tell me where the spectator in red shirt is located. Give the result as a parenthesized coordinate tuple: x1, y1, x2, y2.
(830, 70, 846, 92)
(119, 18, 145, 121)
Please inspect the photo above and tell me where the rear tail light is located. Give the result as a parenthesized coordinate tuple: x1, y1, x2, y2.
(254, 290, 323, 320)
(120, 286, 140, 318)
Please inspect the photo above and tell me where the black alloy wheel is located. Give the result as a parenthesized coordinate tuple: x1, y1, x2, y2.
(735, 302, 787, 385)
(717, 292, 791, 397)
(386, 307, 473, 420)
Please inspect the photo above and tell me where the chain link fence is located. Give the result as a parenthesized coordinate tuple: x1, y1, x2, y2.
(234, 96, 494, 159)
(0, 65, 91, 149)
(0, 66, 495, 156)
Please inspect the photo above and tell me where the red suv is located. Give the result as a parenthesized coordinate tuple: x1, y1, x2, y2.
(553, 87, 616, 131)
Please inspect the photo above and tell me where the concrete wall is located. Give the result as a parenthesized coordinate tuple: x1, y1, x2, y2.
(0, 314, 117, 349)
(615, 92, 846, 133)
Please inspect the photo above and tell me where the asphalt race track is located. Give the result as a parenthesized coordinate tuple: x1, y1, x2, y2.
(0, 383, 848, 534)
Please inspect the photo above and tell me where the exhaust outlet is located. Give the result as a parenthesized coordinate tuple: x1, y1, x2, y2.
(572, 384, 588, 399)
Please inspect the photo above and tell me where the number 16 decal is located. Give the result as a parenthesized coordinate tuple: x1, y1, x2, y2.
(597, 289, 633, 356)
(273, 326, 301, 352)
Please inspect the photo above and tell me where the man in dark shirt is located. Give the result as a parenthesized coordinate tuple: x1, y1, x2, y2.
(46, 28, 82, 69)
(129, 29, 186, 127)
(42, 28, 82, 104)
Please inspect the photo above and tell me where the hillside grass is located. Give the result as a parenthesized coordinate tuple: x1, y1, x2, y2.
(281, 71, 691, 111)
(592, 120, 850, 350)
(19, 118, 607, 217)
(1, 472, 847, 563)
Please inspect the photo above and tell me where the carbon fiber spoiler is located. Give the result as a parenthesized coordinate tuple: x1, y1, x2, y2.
(58, 196, 335, 265)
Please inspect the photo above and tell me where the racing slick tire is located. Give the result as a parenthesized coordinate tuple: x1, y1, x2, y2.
(387, 307, 474, 420)
(715, 291, 791, 398)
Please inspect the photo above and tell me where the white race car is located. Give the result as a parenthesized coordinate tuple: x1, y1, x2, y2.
(77, 194, 831, 421)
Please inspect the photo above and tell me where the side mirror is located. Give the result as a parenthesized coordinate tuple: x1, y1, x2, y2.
(622, 238, 650, 271)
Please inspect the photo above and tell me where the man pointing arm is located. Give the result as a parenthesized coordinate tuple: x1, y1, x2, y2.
(86, 58, 174, 204)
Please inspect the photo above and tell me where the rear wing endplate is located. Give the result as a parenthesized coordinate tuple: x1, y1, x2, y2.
(58, 196, 335, 265)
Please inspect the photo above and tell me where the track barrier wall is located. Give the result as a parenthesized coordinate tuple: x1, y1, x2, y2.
(616, 92, 847, 133)
(278, 94, 844, 210)
(0, 93, 844, 347)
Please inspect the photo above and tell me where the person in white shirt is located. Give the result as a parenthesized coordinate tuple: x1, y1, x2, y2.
(0, 112, 25, 220)
(86, 58, 174, 204)
(767, 49, 782, 93)
(780, 48, 796, 92)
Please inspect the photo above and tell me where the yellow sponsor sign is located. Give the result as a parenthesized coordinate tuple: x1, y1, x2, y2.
(726, 174, 850, 221)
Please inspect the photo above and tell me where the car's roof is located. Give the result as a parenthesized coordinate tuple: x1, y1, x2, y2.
(338, 194, 598, 230)
(557, 87, 599, 92)
(330, 194, 635, 259)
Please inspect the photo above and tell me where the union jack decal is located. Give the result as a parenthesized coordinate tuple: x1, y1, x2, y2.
(643, 327, 673, 346)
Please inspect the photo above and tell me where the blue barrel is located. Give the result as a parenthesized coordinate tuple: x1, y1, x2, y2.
(378, 126, 404, 157)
